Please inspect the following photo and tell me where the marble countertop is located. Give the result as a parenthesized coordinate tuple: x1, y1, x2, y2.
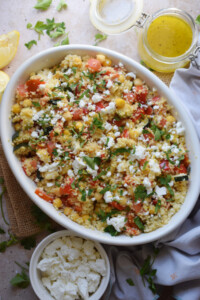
(0, 0, 199, 299)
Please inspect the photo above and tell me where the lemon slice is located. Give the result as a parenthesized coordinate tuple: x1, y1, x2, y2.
(0, 30, 20, 69)
(0, 71, 10, 102)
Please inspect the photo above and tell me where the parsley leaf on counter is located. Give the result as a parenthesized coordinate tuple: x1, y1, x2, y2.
(34, 0, 52, 10)
(20, 236, 36, 250)
(126, 278, 135, 286)
(0, 233, 18, 253)
(25, 40, 37, 50)
(196, 15, 200, 25)
(57, 0, 67, 11)
(140, 247, 159, 294)
(26, 23, 32, 29)
(94, 33, 107, 46)
(10, 261, 30, 289)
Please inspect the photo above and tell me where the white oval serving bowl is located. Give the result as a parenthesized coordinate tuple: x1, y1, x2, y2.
(29, 230, 110, 300)
(1, 45, 200, 245)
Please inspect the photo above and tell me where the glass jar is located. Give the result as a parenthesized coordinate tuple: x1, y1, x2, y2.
(89, 1, 200, 73)
(138, 8, 199, 73)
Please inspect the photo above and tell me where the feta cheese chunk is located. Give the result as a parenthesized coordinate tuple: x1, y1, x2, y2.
(106, 215, 126, 232)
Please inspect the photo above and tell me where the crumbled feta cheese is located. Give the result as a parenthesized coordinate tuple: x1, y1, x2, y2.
(130, 145, 146, 160)
(106, 79, 113, 88)
(32, 109, 45, 121)
(39, 162, 59, 173)
(106, 216, 126, 232)
(104, 191, 113, 203)
(79, 100, 86, 108)
(104, 90, 110, 95)
(114, 132, 121, 137)
(37, 236, 107, 300)
(101, 102, 116, 114)
(47, 182, 54, 187)
(67, 169, 74, 177)
(162, 143, 171, 152)
(38, 83, 46, 91)
(155, 186, 167, 197)
(118, 62, 124, 67)
(31, 131, 39, 138)
(92, 93, 102, 103)
(104, 122, 112, 132)
(88, 104, 96, 111)
(65, 68, 73, 75)
(126, 72, 136, 79)
(72, 157, 86, 174)
(175, 121, 185, 135)
(149, 159, 161, 174)
(106, 171, 111, 177)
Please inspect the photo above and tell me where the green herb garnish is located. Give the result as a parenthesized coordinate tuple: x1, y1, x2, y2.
(56, 0, 67, 11)
(104, 225, 119, 236)
(196, 15, 200, 25)
(34, 0, 52, 10)
(134, 185, 147, 202)
(10, 261, 30, 289)
(126, 278, 135, 286)
(25, 40, 37, 49)
(134, 216, 144, 231)
(94, 33, 108, 46)
(20, 236, 36, 250)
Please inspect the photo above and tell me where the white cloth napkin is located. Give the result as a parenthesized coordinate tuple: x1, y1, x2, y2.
(103, 52, 200, 300)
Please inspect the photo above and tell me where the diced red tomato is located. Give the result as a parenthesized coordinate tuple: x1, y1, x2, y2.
(160, 159, 170, 172)
(125, 226, 140, 236)
(26, 79, 45, 93)
(175, 163, 187, 174)
(135, 86, 148, 104)
(95, 101, 105, 112)
(145, 106, 153, 115)
(132, 201, 142, 213)
(60, 178, 74, 196)
(47, 141, 56, 155)
(132, 107, 145, 122)
(159, 118, 167, 127)
(87, 58, 102, 73)
(17, 84, 28, 98)
(62, 196, 82, 213)
(110, 73, 119, 80)
(139, 158, 147, 168)
(122, 129, 129, 138)
(110, 201, 124, 211)
(35, 188, 53, 202)
(183, 154, 190, 167)
(124, 92, 136, 104)
(143, 132, 154, 140)
(72, 109, 83, 120)
(151, 96, 160, 104)
(30, 159, 37, 169)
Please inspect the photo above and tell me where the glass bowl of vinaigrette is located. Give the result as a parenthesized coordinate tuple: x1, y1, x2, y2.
(138, 8, 199, 73)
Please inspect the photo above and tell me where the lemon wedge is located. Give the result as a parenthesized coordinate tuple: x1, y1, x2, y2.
(0, 30, 20, 69)
(0, 71, 10, 102)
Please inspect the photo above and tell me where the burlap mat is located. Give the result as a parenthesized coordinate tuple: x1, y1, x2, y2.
(0, 72, 173, 238)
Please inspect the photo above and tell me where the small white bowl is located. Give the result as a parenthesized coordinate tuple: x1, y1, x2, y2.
(29, 230, 110, 300)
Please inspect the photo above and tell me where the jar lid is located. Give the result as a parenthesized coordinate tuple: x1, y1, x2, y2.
(89, 0, 143, 35)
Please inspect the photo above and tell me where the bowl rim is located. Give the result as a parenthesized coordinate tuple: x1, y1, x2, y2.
(29, 229, 110, 300)
(1, 44, 200, 246)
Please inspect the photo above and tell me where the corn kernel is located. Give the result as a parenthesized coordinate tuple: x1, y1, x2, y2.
(71, 212, 79, 221)
(75, 121, 83, 131)
(94, 192, 102, 201)
(102, 58, 112, 67)
(64, 207, 72, 216)
(36, 149, 50, 163)
(96, 54, 106, 63)
(105, 206, 112, 213)
(63, 111, 72, 122)
(82, 214, 90, 221)
(134, 78, 143, 86)
(119, 197, 127, 206)
(22, 99, 32, 107)
(63, 129, 71, 136)
(149, 205, 155, 214)
(20, 108, 33, 118)
(167, 115, 175, 123)
(12, 104, 21, 114)
(115, 97, 125, 108)
(118, 74, 125, 83)
(14, 123, 21, 131)
(73, 57, 82, 67)
(53, 198, 63, 209)
(129, 129, 140, 139)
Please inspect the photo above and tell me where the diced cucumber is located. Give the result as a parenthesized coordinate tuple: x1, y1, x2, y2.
(174, 175, 188, 182)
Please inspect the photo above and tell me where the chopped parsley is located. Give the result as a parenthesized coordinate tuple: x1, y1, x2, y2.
(34, 0, 52, 10)
(134, 185, 147, 202)
(134, 216, 144, 231)
(155, 200, 161, 213)
(56, 0, 67, 11)
(126, 278, 135, 286)
(104, 225, 119, 236)
(94, 33, 108, 46)
(112, 147, 132, 156)
(10, 261, 30, 289)
(25, 40, 37, 50)
(83, 156, 101, 170)
(97, 209, 119, 222)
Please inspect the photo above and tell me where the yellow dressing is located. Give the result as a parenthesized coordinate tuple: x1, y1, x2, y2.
(147, 15, 193, 57)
